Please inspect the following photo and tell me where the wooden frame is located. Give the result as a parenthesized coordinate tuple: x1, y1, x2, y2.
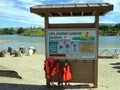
(44, 15, 99, 87)
(30, 3, 113, 88)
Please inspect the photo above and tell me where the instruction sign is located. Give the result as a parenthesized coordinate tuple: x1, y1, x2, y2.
(46, 28, 97, 60)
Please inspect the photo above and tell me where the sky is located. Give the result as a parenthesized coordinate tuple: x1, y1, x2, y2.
(0, 0, 120, 28)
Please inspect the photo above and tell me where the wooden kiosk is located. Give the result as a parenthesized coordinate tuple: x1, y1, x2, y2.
(30, 3, 113, 88)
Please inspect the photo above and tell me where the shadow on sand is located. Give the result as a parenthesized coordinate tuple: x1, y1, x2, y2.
(110, 62, 120, 73)
(0, 83, 94, 90)
(0, 70, 22, 79)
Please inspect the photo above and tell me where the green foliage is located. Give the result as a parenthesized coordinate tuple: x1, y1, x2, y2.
(0, 23, 120, 36)
(99, 23, 120, 35)
(0, 27, 45, 36)
(0, 28, 16, 35)
(17, 27, 25, 34)
(20, 28, 45, 36)
(115, 23, 120, 28)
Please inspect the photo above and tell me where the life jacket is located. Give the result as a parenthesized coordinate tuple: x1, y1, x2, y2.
(44, 59, 51, 79)
(63, 63, 72, 82)
(51, 61, 60, 90)
(51, 61, 60, 77)
(49, 58, 54, 73)
(44, 58, 60, 79)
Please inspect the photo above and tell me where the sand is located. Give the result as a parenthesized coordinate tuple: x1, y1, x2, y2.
(0, 40, 4, 45)
(0, 54, 120, 90)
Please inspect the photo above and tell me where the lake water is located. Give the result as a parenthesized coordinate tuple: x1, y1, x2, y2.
(0, 35, 45, 54)
(0, 35, 120, 54)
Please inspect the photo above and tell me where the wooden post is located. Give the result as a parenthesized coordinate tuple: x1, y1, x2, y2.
(45, 14, 49, 29)
(44, 14, 50, 87)
(95, 14, 99, 29)
(94, 14, 99, 88)
(44, 14, 49, 59)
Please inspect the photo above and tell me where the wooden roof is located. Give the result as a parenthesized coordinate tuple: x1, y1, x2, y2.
(30, 3, 113, 17)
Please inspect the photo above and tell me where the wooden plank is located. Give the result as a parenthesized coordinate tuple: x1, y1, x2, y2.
(53, 60, 94, 83)
(48, 23, 95, 28)
(71, 70, 93, 76)
(70, 11, 73, 16)
(47, 13, 52, 16)
(71, 75, 93, 83)
(71, 61, 94, 83)
(81, 11, 84, 16)
(92, 11, 96, 16)
(58, 12, 62, 16)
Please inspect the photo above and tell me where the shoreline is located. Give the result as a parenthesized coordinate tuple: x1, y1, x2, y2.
(0, 40, 4, 45)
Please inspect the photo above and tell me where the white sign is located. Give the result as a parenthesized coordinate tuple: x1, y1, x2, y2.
(46, 28, 97, 60)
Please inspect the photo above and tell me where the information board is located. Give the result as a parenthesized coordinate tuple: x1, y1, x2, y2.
(46, 28, 97, 60)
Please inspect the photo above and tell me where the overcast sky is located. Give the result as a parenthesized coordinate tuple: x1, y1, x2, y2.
(0, 0, 119, 28)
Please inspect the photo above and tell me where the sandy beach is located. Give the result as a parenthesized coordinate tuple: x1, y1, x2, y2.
(0, 53, 120, 90)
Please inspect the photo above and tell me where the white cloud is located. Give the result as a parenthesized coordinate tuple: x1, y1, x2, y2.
(67, 0, 85, 3)
(0, 0, 119, 28)
(0, 0, 44, 27)
(18, 0, 43, 8)
(66, 0, 102, 3)
(59, 0, 85, 4)
(100, 19, 116, 24)
(102, 0, 120, 12)
(99, 0, 120, 23)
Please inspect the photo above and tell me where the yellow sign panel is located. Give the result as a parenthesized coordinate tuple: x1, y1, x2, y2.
(80, 42, 94, 53)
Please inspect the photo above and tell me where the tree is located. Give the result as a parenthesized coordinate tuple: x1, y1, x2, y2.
(9, 28, 16, 34)
(114, 23, 120, 28)
(17, 27, 24, 34)
(99, 25, 108, 33)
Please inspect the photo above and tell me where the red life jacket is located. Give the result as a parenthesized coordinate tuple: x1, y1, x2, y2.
(49, 58, 54, 73)
(51, 62, 60, 77)
(44, 58, 60, 79)
(63, 65, 72, 82)
(44, 59, 51, 79)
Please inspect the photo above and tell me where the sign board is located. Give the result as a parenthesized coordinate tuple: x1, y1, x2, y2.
(46, 28, 97, 60)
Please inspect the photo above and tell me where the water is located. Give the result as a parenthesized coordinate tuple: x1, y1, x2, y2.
(0, 35, 120, 54)
(0, 35, 45, 54)
(99, 36, 120, 54)
(99, 36, 120, 48)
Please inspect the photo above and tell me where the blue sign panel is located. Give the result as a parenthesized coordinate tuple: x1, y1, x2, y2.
(49, 42, 57, 53)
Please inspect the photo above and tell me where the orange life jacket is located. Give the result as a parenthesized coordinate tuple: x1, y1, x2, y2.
(44, 59, 51, 79)
(63, 65, 72, 82)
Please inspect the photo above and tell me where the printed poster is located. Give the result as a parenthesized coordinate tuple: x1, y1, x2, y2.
(46, 28, 97, 60)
